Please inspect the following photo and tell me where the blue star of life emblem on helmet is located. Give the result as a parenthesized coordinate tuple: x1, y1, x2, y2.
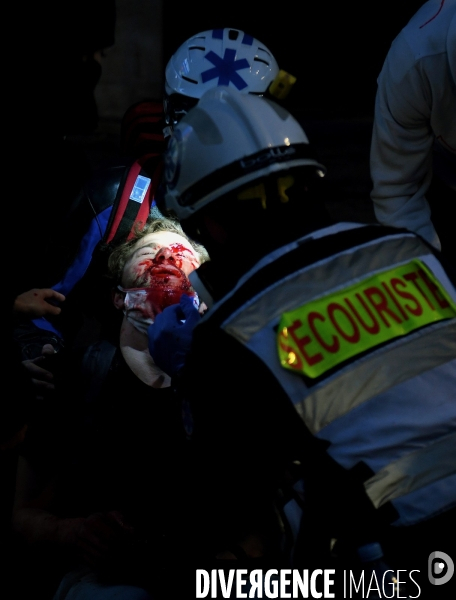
(201, 48, 250, 90)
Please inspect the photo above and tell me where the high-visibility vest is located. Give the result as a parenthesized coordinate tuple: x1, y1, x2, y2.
(195, 222, 456, 527)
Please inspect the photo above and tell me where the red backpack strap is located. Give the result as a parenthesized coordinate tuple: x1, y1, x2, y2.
(126, 159, 164, 240)
(104, 159, 143, 244)
(104, 155, 164, 245)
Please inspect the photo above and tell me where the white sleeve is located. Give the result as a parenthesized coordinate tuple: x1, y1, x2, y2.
(369, 40, 441, 250)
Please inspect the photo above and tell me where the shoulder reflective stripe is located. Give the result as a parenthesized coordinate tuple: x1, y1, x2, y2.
(251, 223, 368, 274)
(390, 474, 456, 526)
(213, 225, 404, 324)
(363, 431, 456, 510)
(297, 320, 456, 434)
(223, 233, 431, 344)
(278, 259, 456, 379)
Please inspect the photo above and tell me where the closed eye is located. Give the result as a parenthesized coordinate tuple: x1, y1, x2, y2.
(135, 246, 158, 258)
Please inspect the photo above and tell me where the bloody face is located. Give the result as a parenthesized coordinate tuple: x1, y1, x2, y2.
(121, 231, 201, 321)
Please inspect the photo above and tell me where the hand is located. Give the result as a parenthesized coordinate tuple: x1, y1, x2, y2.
(21, 344, 59, 400)
(69, 511, 135, 568)
(13, 288, 65, 318)
(148, 294, 201, 378)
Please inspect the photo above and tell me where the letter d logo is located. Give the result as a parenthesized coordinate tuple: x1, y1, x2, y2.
(428, 551, 454, 585)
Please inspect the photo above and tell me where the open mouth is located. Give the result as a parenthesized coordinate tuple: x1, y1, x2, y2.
(148, 264, 184, 278)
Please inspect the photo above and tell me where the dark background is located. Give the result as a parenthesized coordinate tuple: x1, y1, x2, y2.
(163, 1, 426, 119)
(8, 0, 429, 294)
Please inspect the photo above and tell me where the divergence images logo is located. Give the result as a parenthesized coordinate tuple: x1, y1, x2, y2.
(428, 551, 454, 586)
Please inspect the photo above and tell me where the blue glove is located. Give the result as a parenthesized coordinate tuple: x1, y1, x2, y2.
(147, 294, 201, 378)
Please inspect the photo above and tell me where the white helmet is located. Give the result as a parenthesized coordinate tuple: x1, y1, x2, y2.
(162, 86, 326, 221)
(163, 28, 280, 128)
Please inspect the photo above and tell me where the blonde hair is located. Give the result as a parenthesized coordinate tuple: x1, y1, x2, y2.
(107, 217, 210, 284)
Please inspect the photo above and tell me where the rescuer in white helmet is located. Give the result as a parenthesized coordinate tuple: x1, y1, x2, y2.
(162, 27, 295, 136)
(149, 86, 456, 597)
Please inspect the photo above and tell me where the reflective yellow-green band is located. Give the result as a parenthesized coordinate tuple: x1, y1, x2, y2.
(277, 259, 456, 379)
